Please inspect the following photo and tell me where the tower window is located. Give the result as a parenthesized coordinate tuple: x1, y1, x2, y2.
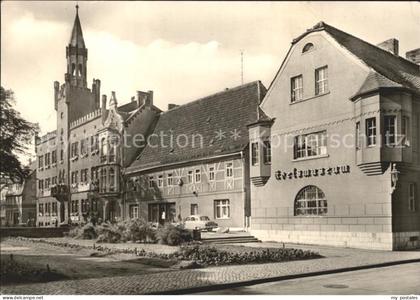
(302, 43, 314, 53)
(78, 64, 83, 76)
(71, 63, 76, 76)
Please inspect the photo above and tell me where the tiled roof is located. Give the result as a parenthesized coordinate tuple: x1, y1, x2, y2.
(293, 22, 420, 97)
(127, 81, 266, 172)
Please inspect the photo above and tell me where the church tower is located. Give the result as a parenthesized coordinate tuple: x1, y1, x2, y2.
(65, 5, 88, 88)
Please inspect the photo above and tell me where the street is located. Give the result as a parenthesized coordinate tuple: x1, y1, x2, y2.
(195, 262, 420, 295)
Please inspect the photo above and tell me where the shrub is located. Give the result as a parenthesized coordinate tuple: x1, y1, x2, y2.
(156, 224, 192, 246)
(96, 222, 124, 243)
(122, 218, 156, 243)
(67, 223, 97, 240)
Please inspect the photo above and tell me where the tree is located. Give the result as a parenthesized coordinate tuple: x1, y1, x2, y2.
(0, 86, 38, 184)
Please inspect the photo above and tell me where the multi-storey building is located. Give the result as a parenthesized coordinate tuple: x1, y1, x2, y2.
(125, 82, 266, 229)
(249, 22, 420, 250)
(35, 8, 160, 227)
(1, 166, 37, 226)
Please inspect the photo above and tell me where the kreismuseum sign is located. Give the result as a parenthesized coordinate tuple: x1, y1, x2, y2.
(275, 165, 351, 180)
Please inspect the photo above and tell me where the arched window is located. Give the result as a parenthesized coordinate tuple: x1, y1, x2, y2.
(302, 43, 314, 53)
(71, 63, 76, 75)
(78, 64, 83, 76)
(109, 168, 115, 192)
(294, 185, 327, 216)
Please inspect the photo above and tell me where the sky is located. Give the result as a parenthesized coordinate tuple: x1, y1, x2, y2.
(2, 1, 420, 137)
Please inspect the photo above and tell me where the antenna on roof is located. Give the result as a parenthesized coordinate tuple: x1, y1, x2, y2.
(240, 50, 244, 85)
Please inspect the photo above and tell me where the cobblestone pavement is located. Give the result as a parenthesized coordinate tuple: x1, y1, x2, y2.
(2, 240, 420, 295)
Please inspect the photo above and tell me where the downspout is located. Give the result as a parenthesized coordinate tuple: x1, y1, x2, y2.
(240, 150, 248, 231)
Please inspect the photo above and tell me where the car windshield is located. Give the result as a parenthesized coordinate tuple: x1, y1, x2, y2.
(200, 216, 210, 221)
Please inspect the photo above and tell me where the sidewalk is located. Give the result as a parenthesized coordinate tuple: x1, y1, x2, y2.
(2, 241, 420, 295)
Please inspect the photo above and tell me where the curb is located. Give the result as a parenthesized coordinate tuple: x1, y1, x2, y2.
(148, 258, 420, 295)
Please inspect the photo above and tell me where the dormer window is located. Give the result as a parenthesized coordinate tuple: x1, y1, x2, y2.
(302, 43, 314, 53)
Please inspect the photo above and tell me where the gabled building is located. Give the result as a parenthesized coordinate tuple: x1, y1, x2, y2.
(35, 7, 160, 227)
(124, 81, 266, 229)
(249, 22, 420, 250)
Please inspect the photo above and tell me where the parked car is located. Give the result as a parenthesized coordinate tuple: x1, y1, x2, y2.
(184, 215, 218, 231)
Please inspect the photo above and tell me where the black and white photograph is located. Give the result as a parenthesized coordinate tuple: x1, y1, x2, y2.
(1, 1, 419, 298)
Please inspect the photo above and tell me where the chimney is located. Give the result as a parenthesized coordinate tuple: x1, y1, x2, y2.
(376, 38, 399, 56)
(406, 48, 420, 65)
(168, 104, 179, 110)
(54, 81, 60, 111)
(145, 90, 153, 108)
(101, 95, 107, 123)
(136, 91, 148, 107)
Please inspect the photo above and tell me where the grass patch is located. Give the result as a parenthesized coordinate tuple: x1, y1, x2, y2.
(1, 254, 68, 285)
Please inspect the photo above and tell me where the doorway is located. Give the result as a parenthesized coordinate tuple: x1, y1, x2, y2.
(148, 203, 176, 225)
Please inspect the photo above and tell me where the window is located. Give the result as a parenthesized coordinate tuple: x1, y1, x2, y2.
(409, 183, 416, 212)
(191, 204, 198, 215)
(263, 140, 271, 164)
(209, 166, 215, 181)
(38, 203, 44, 216)
(402, 116, 410, 146)
(45, 178, 50, 189)
(148, 176, 155, 188)
(52, 150, 57, 164)
(60, 149, 64, 162)
(214, 199, 230, 219)
(100, 138, 107, 162)
(291, 75, 303, 102)
(187, 171, 193, 184)
(251, 142, 259, 166)
(195, 169, 201, 183)
(294, 131, 327, 159)
(108, 140, 116, 162)
(100, 168, 106, 192)
(52, 176, 57, 185)
(45, 203, 51, 216)
(71, 171, 78, 184)
(366, 118, 377, 146)
(80, 138, 89, 156)
(91, 168, 98, 182)
(52, 202, 57, 216)
(315, 66, 328, 95)
(91, 134, 99, 152)
(109, 168, 115, 192)
(384, 115, 397, 146)
(81, 169, 88, 183)
(302, 43, 314, 53)
(71, 142, 79, 158)
(167, 173, 173, 186)
(226, 162, 233, 178)
(295, 185, 327, 216)
(81, 199, 89, 213)
(158, 175, 163, 188)
(91, 199, 98, 212)
(356, 122, 361, 149)
(38, 155, 43, 169)
(38, 179, 44, 190)
(45, 153, 50, 167)
(130, 205, 139, 219)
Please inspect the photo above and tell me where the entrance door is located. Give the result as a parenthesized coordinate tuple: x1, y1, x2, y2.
(148, 203, 176, 225)
(13, 212, 19, 225)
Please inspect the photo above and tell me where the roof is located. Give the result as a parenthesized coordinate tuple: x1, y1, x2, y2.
(269, 21, 420, 98)
(127, 81, 266, 173)
(69, 10, 85, 48)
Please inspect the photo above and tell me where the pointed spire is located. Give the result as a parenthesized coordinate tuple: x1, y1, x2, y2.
(69, 4, 85, 48)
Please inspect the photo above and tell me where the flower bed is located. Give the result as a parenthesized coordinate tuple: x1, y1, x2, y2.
(9, 237, 322, 267)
